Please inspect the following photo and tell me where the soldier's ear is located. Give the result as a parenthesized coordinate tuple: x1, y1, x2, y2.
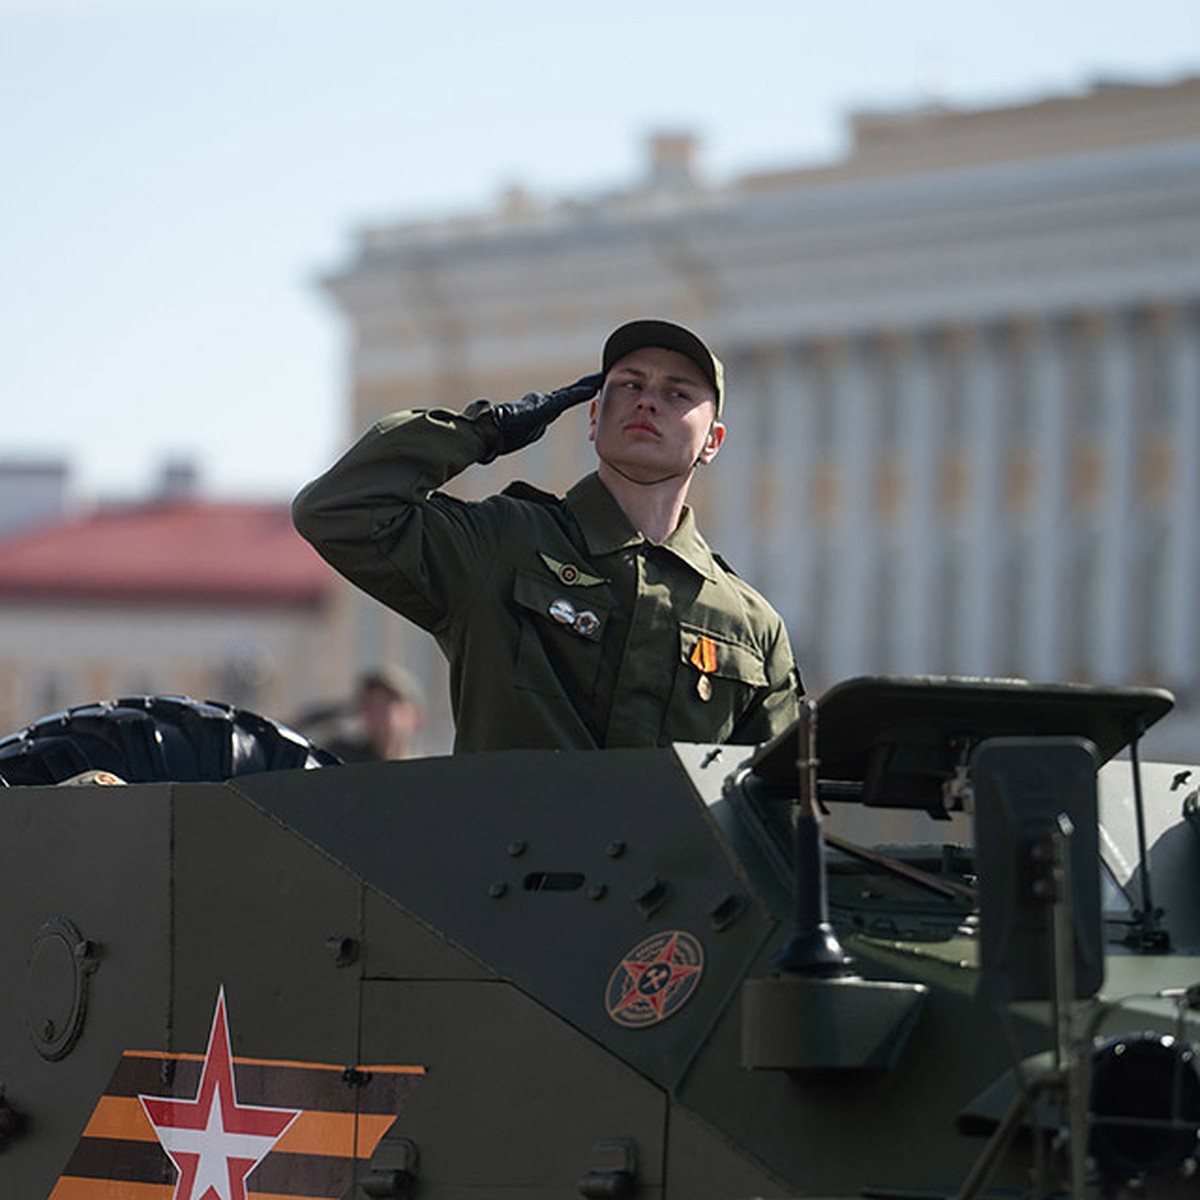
(587, 397, 599, 442)
(698, 420, 726, 465)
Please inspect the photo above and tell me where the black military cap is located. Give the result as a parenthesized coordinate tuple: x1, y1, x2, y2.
(601, 319, 725, 415)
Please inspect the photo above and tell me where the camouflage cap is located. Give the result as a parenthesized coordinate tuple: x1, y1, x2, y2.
(601, 319, 725, 416)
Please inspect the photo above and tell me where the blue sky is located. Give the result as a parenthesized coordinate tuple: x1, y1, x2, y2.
(1, 0, 1196, 503)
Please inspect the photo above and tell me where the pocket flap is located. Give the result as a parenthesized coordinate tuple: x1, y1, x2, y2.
(678, 624, 768, 687)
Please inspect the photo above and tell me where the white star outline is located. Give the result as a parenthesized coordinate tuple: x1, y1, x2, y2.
(138, 987, 301, 1200)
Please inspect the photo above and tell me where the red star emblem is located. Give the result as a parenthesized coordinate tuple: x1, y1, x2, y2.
(605, 930, 704, 1027)
(139, 988, 301, 1200)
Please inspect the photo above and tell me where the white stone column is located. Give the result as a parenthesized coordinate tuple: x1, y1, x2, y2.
(1094, 311, 1138, 683)
(758, 346, 814, 642)
(957, 326, 1005, 675)
(1160, 304, 1200, 692)
(794, 344, 836, 688)
(892, 331, 939, 675)
(827, 337, 876, 681)
(708, 347, 759, 583)
(1023, 318, 1071, 681)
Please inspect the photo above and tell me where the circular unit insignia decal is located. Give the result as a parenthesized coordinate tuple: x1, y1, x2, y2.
(605, 930, 704, 1028)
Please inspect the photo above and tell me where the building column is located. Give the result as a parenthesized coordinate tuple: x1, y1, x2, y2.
(892, 331, 939, 675)
(1093, 310, 1138, 684)
(708, 347, 760, 584)
(1024, 318, 1070, 680)
(957, 326, 1005, 675)
(796, 343, 837, 687)
(1160, 303, 1200, 694)
(758, 345, 814, 642)
(827, 337, 875, 682)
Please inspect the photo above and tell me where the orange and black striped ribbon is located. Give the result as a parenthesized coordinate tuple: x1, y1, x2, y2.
(50, 1050, 423, 1200)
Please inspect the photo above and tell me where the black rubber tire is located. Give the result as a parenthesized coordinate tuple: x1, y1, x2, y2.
(1089, 1032, 1200, 1182)
(0, 694, 341, 786)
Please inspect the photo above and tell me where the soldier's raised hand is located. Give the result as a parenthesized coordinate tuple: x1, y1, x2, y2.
(476, 373, 604, 462)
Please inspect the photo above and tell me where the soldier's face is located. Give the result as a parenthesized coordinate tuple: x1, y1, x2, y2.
(588, 346, 725, 482)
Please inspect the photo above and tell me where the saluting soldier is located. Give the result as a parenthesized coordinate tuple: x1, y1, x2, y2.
(293, 319, 802, 753)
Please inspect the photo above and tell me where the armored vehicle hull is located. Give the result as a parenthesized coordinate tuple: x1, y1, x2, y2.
(2, 677, 1198, 1199)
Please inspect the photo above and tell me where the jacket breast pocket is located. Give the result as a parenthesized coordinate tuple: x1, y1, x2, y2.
(511, 569, 612, 700)
(668, 623, 768, 743)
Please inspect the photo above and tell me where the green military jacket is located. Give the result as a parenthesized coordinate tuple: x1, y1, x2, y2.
(293, 407, 802, 753)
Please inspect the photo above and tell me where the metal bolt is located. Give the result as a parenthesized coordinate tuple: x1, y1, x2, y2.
(489, 882, 508, 898)
(588, 883, 608, 901)
(325, 935, 360, 967)
(606, 840, 626, 858)
(507, 840, 527, 857)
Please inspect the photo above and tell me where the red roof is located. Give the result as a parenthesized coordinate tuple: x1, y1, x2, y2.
(0, 501, 332, 606)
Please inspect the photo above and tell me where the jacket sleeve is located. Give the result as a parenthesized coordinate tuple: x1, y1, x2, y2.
(292, 406, 504, 634)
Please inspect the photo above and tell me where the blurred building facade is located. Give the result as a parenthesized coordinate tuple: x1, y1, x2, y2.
(0, 459, 70, 539)
(0, 489, 335, 737)
(320, 74, 1200, 758)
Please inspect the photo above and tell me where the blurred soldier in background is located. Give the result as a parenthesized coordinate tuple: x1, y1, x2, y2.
(320, 665, 426, 763)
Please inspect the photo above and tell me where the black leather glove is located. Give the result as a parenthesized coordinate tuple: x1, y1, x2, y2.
(475, 373, 603, 462)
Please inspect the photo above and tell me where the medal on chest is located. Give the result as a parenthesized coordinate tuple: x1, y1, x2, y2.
(690, 636, 718, 702)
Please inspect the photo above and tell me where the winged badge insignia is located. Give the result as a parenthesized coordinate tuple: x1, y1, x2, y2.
(538, 552, 606, 587)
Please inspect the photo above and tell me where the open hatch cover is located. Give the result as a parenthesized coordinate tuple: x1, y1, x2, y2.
(748, 675, 1174, 812)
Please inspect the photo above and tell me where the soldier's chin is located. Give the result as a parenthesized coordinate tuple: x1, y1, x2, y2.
(599, 453, 692, 487)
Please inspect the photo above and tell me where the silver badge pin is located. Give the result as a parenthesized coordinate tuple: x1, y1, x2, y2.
(548, 598, 576, 625)
(573, 610, 600, 637)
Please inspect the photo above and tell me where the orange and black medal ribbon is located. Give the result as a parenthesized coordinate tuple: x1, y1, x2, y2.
(690, 636, 717, 701)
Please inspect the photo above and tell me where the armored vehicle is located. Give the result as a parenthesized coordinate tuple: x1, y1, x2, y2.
(1, 676, 1198, 1199)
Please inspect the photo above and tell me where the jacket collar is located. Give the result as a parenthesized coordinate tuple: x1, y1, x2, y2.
(565, 473, 720, 584)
